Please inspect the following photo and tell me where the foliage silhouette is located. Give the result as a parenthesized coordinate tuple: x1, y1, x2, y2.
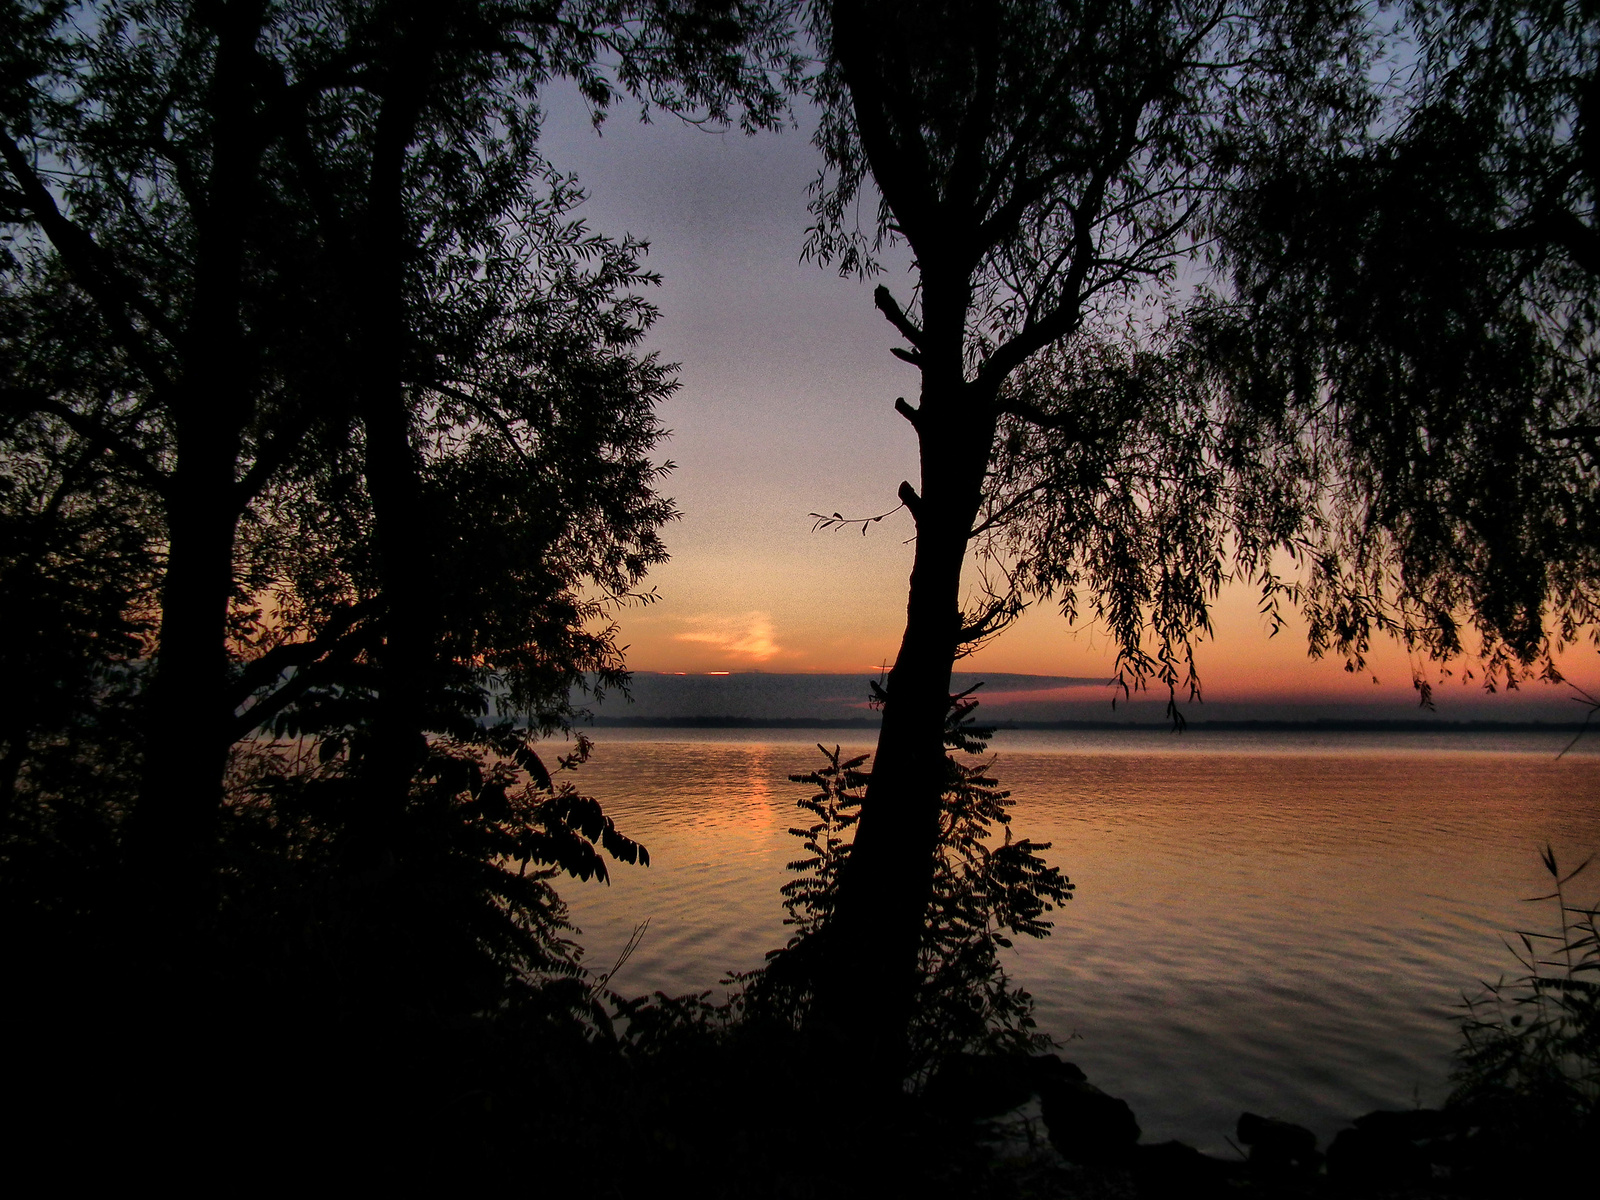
(0, 280, 155, 930)
(1208, 0, 1600, 697)
(801, 0, 1386, 1076)
(217, 726, 648, 1024)
(1450, 845, 1600, 1187)
(744, 696, 1072, 1084)
(0, 0, 803, 1160)
(779, 743, 869, 939)
(0, 0, 800, 926)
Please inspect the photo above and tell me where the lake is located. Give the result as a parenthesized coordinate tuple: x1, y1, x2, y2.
(559, 728, 1600, 1154)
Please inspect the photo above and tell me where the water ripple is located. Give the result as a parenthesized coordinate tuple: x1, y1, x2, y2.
(562, 733, 1600, 1153)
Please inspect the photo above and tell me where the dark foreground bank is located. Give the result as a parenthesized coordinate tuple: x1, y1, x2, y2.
(8, 982, 1589, 1199)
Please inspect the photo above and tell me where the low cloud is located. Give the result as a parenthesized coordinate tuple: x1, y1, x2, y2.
(674, 611, 783, 662)
(972, 683, 1108, 705)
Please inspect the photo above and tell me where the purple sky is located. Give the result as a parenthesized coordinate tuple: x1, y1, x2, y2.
(534, 84, 1597, 723)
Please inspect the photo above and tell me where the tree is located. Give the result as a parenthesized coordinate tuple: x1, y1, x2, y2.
(1, 3, 811, 1151)
(732, 713, 1068, 1100)
(801, 0, 1377, 1079)
(0, 263, 156, 920)
(1208, 0, 1600, 692)
(748, 711, 1071, 1085)
(0, 0, 801, 929)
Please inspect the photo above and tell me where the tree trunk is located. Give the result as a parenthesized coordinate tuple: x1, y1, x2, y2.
(350, 71, 433, 842)
(124, 4, 265, 931)
(812, 345, 997, 1081)
(127, 437, 243, 919)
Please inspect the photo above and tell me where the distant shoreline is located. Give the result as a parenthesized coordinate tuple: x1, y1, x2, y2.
(582, 715, 1591, 732)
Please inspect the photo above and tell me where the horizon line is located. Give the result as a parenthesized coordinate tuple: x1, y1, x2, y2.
(579, 715, 1592, 732)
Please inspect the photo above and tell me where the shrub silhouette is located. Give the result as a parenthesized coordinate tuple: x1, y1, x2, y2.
(1451, 845, 1600, 1183)
(744, 693, 1073, 1083)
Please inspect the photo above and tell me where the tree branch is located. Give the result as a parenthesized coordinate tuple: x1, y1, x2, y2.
(0, 385, 173, 499)
(874, 284, 925, 348)
(1529, 209, 1600, 278)
(995, 391, 1083, 436)
(0, 136, 176, 391)
(897, 479, 922, 520)
(227, 648, 374, 743)
(830, 3, 940, 246)
(975, 156, 1112, 395)
(428, 380, 532, 462)
(968, 483, 1049, 539)
(944, 19, 1002, 219)
(230, 598, 382, 704)
(977, 298, 1087, 397)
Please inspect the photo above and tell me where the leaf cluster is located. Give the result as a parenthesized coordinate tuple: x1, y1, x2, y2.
(777, 742, 868, 937)
(0, 0, 803, 1034)
(1205, 0, 1600, 692)
(907, 697, 1073, 1079)
(221, 722, 649, 1020)
(746, 697, 1073, 1082)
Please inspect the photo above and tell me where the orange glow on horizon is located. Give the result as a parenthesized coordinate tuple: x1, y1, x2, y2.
(614, 573, 1600, 712)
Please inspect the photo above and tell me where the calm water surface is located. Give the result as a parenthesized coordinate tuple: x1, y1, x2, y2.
(561, 728, 1600, 1154)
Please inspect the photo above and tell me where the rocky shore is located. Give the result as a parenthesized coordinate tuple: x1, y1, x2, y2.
(926, 1053, 1579, 1198)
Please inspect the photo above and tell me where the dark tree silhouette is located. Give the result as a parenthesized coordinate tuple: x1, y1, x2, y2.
(806, 0, 1600, 1084)
(0, 0, 800, 929)
(1209, 0, 1600, 691)
(801, 0, 1377, 1080)
(0, 267, 155, 917)
(746, 711, 1071, 1084)
(1, 1, 807, 1162)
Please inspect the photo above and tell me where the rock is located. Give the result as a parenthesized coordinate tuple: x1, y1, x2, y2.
(1326, 1109, 1454, 1190)
(1040, 1077, 1141, 1166)
(1028, 1053, 1090, 1088)
(1353, 1107, 1453, 1143)
(1131, 1140, 1238, 1199)
(1237, 1111, 1320, 1174)
(1327, 1126, 1429, 1190)
(924, 1053, 1087, 1121)
(924, 1054, 1036, 1120)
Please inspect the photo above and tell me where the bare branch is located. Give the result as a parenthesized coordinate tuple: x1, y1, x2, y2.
(874, 284, 925, 348)
(808, 501, 907, 536)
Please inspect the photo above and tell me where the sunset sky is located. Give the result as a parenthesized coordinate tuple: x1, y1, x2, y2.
(540, 85, 1599, 723)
